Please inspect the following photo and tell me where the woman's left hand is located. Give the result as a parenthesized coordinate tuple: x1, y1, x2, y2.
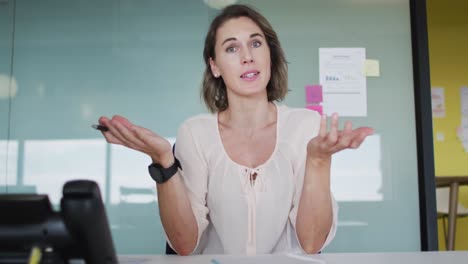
(307, 113, 374, 163)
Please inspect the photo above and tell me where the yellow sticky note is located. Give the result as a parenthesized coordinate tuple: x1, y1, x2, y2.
(364, 59, 380, 77)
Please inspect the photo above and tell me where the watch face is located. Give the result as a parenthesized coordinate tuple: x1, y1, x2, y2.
(148, 160, 179, 184)
(149, 165, 165, 183)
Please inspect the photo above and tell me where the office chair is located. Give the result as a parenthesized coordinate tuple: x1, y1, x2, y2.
(436, 187, 468, 248)
(166, 243, 177, 255)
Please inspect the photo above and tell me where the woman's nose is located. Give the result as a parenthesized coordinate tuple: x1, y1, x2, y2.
(241, 50, 254, 64)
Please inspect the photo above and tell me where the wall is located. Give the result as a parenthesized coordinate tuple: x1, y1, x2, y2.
(427, 0, 468, 251)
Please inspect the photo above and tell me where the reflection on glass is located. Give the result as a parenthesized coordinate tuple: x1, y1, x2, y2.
(110, 144, 155, 205)
(109, 137, 175, 205)
(0, 140, 18, 188)
(108, 138, 175, 254)
(23, 139, 107, 204)
(338, 220, 368, 227)
(0, 74, 18, 99)
(331, 135, 382, 201)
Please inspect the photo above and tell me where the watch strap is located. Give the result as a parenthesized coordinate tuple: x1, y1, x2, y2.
(148, 158, 181, 183)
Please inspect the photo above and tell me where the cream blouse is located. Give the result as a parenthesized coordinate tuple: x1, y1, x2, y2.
(170, 104, 338, 255)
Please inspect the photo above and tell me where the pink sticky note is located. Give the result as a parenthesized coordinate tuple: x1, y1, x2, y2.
(305, 85, 323, 104)
(306, 105, 323, 115)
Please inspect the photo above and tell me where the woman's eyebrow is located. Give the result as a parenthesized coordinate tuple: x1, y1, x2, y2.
(250, 33, 263, 39)
(221, 33, 264, 46)
(222, 37, 237, 46)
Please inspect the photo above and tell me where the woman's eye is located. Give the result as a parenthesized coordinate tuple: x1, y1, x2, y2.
(226, 46, 237, 53)
(252, 40, 262, 48)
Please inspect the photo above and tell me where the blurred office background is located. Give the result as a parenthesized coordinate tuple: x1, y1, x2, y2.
(427, 0, 468, 251)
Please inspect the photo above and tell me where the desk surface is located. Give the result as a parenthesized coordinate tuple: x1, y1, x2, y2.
(435, 176, 468, 187)
(120, 251, 468, 264)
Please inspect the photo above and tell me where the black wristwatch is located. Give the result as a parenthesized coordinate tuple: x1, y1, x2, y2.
(148, 158, 181, 184)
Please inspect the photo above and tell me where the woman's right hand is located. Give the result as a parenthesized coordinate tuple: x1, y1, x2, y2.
(98, 115, 174, 167)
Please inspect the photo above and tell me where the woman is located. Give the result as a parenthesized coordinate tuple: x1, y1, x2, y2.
(97, 4, 373, 255)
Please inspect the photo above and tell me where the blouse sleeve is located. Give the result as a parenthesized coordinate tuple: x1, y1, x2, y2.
(165, 120, 210, 255)
(287, 110, 339, 253)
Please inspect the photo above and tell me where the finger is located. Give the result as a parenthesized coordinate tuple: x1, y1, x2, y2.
(113, 121, 145, 150)
(108, 117, 131, 145)
(132, 126, 171, 158)
(349, 127, 373, 149)
(364, 127, 374, 136)
(98, 116, 109, 126)
(344, 121, 352, 133)
(349, 136, 366, 149)
(333, 122, 354, 151)
(341, 121, 354, 146)
(318, 114, 327, 138)
(132, 125, 156, 147)
(98, 116, 111, 134)
(138, 125, 162, 137)
(112, 115, 134, 129)
(133, 125, 168, 150)
(98, 117, 124, 144)
(327, 113, 339, 145)
(102, 129, 123, 145)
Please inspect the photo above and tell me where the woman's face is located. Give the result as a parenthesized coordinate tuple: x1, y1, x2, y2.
(210, 17, 271, 100)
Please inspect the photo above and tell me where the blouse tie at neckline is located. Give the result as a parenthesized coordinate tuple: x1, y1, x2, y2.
(241, 167, 266, 193)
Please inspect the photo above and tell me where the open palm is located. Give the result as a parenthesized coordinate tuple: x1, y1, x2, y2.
(307, 113, 374, 160)
(98, 115, 173, 165)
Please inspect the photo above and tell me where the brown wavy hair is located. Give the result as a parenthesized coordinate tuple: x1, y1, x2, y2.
(202, 4, 288, 113)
